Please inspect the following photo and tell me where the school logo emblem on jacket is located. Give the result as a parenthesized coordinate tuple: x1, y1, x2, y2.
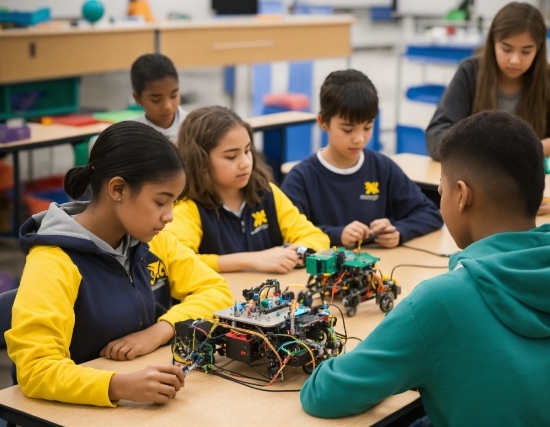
(251, 209, 269, 235)
(360, 181, 380, 201)
(148, 260, 168, 290)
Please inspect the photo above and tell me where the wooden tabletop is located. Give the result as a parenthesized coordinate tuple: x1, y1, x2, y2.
(389, 153, 550, 199)
(0, 123, 109, 154)
(0, 111, 317, 154)
(0, 229, 457, 427)
(246, 111, 317, 132)
(389, 153, 441, 188)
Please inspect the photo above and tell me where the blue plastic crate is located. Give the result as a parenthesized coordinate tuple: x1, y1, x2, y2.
(370, 6, 393, 21)
(294, 4, 333, 14)
(0, 8, 50, 26)
(405, 84, 446, 105)
(405, 44, 477, 63)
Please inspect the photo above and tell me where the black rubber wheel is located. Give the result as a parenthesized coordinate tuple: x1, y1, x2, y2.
(379, 293, 395, 313)
(302, 364, 314, 375)
(346, 305, 357, 317)
(297, 291, 312, 307)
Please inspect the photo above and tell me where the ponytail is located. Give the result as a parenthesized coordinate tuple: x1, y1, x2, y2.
(64, 165, 93, 200)
(64, 121, 185, 200)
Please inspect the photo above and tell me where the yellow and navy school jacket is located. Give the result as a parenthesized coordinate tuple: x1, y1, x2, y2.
(164, 183, 329, 272)
(5, 202, 233, 407)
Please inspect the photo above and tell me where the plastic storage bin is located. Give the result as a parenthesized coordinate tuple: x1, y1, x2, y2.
(370, 6, 393, 21)
(0, 78, 80, 121)
(0, 8, 50, 27)
(405, 45, 476, 63)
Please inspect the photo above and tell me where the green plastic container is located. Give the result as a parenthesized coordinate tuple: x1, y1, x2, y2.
(0, 77, 80, 120)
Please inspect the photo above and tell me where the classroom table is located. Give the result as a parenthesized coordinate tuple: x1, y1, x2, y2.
(0, 111, 318, 235)
(0, 228, 458, 427)
(389, 152, 550, 199)
(283, 153, 550, 213)
(0, 122, 110, 236)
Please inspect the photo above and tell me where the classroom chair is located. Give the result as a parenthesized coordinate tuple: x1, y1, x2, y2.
(0, 289, 16, 350)
(0, 288, 17, 427)
(396, 125, 428, 155)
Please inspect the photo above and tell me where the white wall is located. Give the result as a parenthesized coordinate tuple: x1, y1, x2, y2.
(397, 0, 462, 16)
(475, 0, 540, 20)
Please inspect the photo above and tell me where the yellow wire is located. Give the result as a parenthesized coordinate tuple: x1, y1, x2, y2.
(271, 334, 316, 369)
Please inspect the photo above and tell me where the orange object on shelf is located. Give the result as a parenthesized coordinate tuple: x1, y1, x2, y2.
(127, 0, 154, 22)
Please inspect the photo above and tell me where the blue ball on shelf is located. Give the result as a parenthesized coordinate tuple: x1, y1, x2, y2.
(82, 0, 104, 24)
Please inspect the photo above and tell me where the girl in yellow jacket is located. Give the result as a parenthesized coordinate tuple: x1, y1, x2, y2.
(165, 106, 329, 273)
(5, 121, 233, 406)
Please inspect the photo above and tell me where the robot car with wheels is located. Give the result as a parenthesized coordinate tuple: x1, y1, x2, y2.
(172, 279, 345, 383)
(298, 247, 401, 317)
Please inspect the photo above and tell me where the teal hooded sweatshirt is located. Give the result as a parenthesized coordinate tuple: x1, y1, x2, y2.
(300, 225, 550, 426)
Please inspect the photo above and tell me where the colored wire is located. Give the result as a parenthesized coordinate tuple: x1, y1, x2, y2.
(327, 303, 348, 345)
(272, 334, 316, 369)
(402, 244, 452, 258)
(390, 264, 448, 281)
(210, 369, 301, 392)
(330, 272, 346, 304)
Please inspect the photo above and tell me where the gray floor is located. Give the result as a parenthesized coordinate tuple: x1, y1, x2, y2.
(0, 48, 455, 401)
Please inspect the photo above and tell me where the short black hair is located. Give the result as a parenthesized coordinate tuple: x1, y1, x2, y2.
(439, 110, 544, 217)
(319, 69, 378, 124)
(130, 53, 178, 94)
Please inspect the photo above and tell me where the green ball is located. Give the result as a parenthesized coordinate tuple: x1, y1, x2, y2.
(82, 0, 104, 23)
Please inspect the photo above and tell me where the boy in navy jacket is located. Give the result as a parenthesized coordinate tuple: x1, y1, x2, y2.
(282, 70, 443, 247)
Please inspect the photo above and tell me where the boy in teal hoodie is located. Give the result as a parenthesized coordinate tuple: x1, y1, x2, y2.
(300, 110, 550, 427)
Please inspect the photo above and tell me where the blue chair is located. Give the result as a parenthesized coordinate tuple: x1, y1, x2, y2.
(396, 125, 428, 155)
(0, 289, 16, 350)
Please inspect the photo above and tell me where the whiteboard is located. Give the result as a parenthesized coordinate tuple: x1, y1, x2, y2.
(397, 0, 462, 16)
